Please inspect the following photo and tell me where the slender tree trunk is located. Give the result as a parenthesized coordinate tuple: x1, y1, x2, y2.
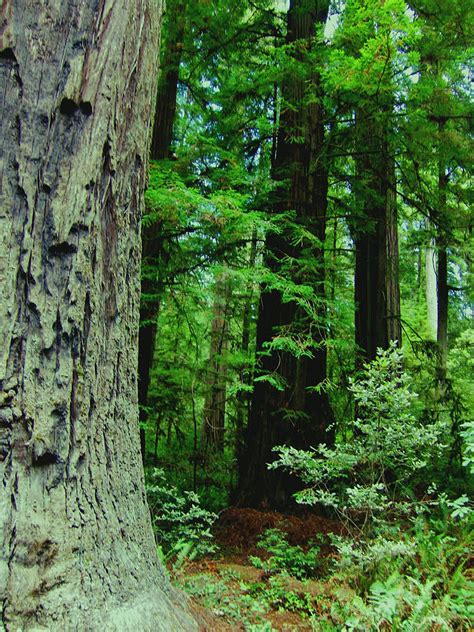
(425, 230, 438, 340)
(386, 155, 402, 346)
(235, 230, 258, 461)
(238, 0, 333, 508)
(203, 272, 230, 451)
(436, 165, 449, 389)
(0, 1, 196, 629)
(138, 0, 188, 460)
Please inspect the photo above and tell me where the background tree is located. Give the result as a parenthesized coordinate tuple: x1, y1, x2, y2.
(238, 0, 334, 508)
(324, 0, 404, 363)
(203, 270, 231, 451)
(139, 0, 189, 456)
(139, 0, 472, 518)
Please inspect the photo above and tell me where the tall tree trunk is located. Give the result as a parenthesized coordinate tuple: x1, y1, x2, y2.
(436, 165, 449, 389)
(138, 0, 187, 459)
(238, 0, 333, 509)
(425, 230, 438, 340)
(150, 0, 187, 161)
(0, 1, 196, 629)
(385, 155, 402, 346)
(235, 230, 258, 462)
(353, 108, 401, 363)
(203, 271, 230, 451)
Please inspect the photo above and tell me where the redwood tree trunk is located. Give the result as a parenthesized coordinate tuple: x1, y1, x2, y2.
(436, 166, 449, 389)
(353, 108, 401, 364)
(0, 1, 196, 629)
(238, 0, 333, 508)
(235, 230, 258, 462)
(150, 0, 187, 160)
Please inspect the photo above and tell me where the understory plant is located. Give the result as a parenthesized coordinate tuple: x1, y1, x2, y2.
(145, 467, 217, 560)
(250, 528, 321, 579)
(267, 344, 473, 629)
(270, 343, 445, 533)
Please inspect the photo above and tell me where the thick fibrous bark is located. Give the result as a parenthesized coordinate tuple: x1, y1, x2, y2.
(238, 0, 333, 508)
(0, 1, 196, 629)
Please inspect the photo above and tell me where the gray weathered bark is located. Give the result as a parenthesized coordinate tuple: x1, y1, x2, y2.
(0, 1, 197, 629)
(425, 234, 438, 340)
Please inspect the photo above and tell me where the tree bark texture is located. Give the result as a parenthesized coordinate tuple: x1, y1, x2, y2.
(235, 230, 258, 464)
(425, 233, 438, 340)
(352, 107, 401, 363)
(0, 1, 196, 629)
(436, 166, 449, 387)
(385, 156, 402, 347)
(150, 0, 187, 161)
(238, 0, 333, 508)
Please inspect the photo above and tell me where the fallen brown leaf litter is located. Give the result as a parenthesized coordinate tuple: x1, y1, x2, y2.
(180, 507, 346, 631)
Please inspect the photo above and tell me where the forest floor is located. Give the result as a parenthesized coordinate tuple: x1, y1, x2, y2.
(177, 508, 347, 631)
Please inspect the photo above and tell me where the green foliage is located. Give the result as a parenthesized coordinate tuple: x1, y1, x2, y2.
(247, 576, 318, 618)
(181, 572, 272, 629)
(263, 343, 473, 629)
(250, 528, 321, 580)
(143, 0, 474, 628)
(327, 514, 474, 630)
(143, 161, 261, 288)
(449, 329, 474, 419)
(271, 344, 444, 531)
(332, 572, 460, 631)
(330, 534, 416, 585)
(461, 420, 474, 476)
(145, 468, 217, 559)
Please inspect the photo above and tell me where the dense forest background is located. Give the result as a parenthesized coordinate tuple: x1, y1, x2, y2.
(140, 0, 472, 628)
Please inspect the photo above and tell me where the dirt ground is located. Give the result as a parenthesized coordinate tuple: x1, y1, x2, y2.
(182, 507, 345, 631)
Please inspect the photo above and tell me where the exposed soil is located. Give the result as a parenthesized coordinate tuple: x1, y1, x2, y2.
(180, 507, 346, 631)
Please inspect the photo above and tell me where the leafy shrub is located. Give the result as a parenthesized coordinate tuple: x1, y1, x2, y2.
(460, 419, 474, 475)
(266, 345, 473, 629)
(330, 533, 415, 584)
(250, 528, 321, 580)
(145, 467, 217, 559)
(245, 575, 318, 618)
(331, 572, 463, 631)
(270, 343, 444, 532)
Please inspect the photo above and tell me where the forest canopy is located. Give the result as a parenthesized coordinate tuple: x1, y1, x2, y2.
(140, 0, 473, 627)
